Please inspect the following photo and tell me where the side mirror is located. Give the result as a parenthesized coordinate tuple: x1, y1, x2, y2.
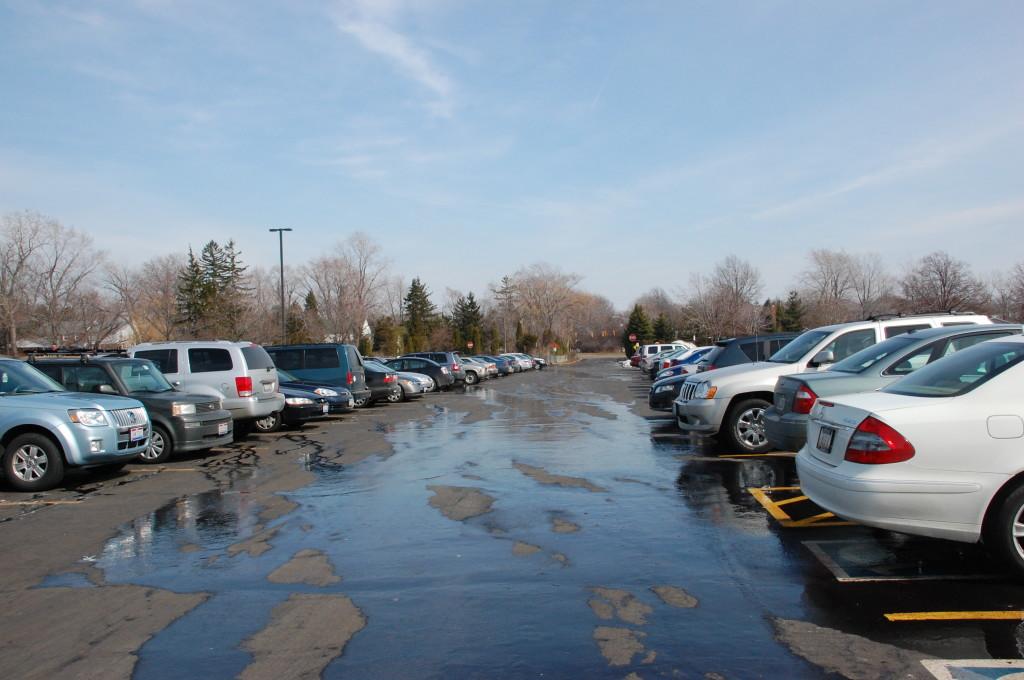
(98, 384, 117, 394)
(172, 380, 182, 388)
(809, 350, 835, 368)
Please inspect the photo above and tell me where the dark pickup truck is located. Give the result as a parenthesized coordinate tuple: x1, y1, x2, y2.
(32, 356, 234, 464)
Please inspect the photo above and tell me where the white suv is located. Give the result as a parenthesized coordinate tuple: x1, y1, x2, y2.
(130, 341, 285, 430)
(673, 313, 991, 453)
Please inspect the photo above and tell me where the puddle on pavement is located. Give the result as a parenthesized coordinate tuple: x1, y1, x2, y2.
(77, 367, 1024, 677)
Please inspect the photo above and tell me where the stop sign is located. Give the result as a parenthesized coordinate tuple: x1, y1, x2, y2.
(467, 341, 474, 349)
(628, 333, 637, 342)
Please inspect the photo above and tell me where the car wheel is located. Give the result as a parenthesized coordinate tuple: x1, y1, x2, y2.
(139, 424, 173, 464)
(387, 389, 403, 403)
(254, 412, 282, 433)
(986, 484, 1024, 576)
(354, 396, 368, 407)
(3, 433, 65, 492)
(428, 377, 438, 391)
(722, 398, 772, 453)
(464, 371, 479, 385)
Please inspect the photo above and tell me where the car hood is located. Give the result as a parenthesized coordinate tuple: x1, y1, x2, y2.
(1, 391, 143, 410)
(652, 374, 690, 388)
(128, 391, 218, 405)
(279, 385, 320, 399)
(687, 361, 794, 385)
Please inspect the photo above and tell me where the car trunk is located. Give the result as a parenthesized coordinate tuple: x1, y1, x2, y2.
(240, 346, 279, 402)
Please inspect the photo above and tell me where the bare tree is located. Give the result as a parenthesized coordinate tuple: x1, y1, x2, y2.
(107, 254, 184, 343)
(682, 256, 763, 341)
(31, 220, 103, 346)
(901, 251, 989, 313)
(512, 263, 582, 341)
(800, 249, 854, 324)
(0, 211, 48, 353)
(847, 252, 895, 319)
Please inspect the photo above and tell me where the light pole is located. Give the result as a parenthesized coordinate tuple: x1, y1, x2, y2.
(269, 228, 292, 344)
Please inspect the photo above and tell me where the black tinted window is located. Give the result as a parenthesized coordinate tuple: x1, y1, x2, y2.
(241, 346, 275, 369)
(268, 349, 302, 370)
(739, 341, 762, 361)
(885, 324, 930, 338)
(768, 339, 792, 354)
(136, 349, 178, 374)
(188, 348, 233, 373)
(346, 346, 363, 368)
(69, 366, 112, 392)
(306, 348, 341, 369)
(35, 364, 63, 382)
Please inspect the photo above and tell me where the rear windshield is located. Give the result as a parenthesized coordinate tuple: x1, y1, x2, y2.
(700, 347, 724, 364)
(884, 341, 1024, 398)
(831, 335, 916, 373)
(241, 345, 275, 370)
(769, 330, 831, 364)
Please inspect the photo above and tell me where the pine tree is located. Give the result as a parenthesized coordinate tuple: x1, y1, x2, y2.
(622, 304, 654, 356)
(452, 292, 484, 351)
(404, 278, 436, 351)
(304, 291, 318, 312)
(779, 291, 805, 332)
(176, 248, 211, 338)
(652, 313, 674, 341)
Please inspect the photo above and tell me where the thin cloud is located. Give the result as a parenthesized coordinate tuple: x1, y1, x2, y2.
(331, 2, 455, 117)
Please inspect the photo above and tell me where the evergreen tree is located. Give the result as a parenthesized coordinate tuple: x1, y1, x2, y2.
(779, 291, 805, 331)
(304, 291, 318, 312)
(622, 304, 654, 356)
(452, 292, 484, 351)
(404, 278, 436, 351)
(652, 313, 674, 341)
(358, 335, 373, 356)
(515, 320, 525, 351)
(285, 302, 311, 343)
(175, 248, 211, 338)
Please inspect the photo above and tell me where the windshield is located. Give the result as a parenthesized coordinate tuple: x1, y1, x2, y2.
(682, 348, 711, 364)
(769, 330, 831, 363)
(276, 368, 298, 382)
(884, 341, 1024, 398)
(115, 360, 174, 393)
(0, 360, 65, 394)
(830, 335, 916, 374)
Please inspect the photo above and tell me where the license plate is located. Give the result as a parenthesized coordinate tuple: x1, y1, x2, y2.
(817, 426, 835, 453)
(775, 395, 787, 412)
(130, 426, 145, 442)
(217, 422, 229, 436)
(322, 403, 329, 414)
(262, 382, 274, 393)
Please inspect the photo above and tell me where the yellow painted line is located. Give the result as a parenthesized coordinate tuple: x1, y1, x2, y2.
(0, 499, 83, 506)
(747, 487, 856, 528)
(773, 495, 809, 507)
(786, 511, 853, 528)
(747, 487, 793, 522)
(128, 467, 199, 473)
(885, 611, 1024, 622)
(780, 520, 854, 528)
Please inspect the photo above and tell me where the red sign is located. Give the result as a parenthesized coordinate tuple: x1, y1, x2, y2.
(628, 333, 637, 342)
(467, 341, 474, 349)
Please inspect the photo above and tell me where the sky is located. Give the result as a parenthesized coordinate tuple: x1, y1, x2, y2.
(1, 0, 1022, 310)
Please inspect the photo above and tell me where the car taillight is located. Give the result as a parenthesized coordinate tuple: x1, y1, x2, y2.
(793, 385, 818, 414)
(235, 376, 253, 397)
(451, 363, 460, 372)
(346, 371, 353, 385)
(384, 374, 396, 383)
(844, 416, 915, 464)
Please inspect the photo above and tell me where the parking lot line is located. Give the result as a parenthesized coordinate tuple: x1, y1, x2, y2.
(0, 499, 83, 506)
(747, 486, 855, 528)
(886, 611, 1024, 622)
(727, 452, 797, 458)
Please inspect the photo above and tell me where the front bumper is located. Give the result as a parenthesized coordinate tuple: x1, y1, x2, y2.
(62, 422, 150, 466)
(673, 397, 728, 434)
(763, 409, 807, 452)
(281, 401, 329, 425)
(649, 387, 680, 411)
(172, 409, 234, 452)
(796, 448, 989, 544)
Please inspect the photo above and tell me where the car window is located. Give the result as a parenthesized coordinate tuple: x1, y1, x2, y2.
(819, 329, 877, 362)
(269, 348, 303, 370)
(307, 348, 341, 369)
(0, 361, 65, 393)
(832, 335, 917, 373)
(941, 322, 976, 327)
(115, 360, 173, 392)
(883, 342, 937, 376)
(241, 346, 275, 370)
(346, 346, 364, 368)
(188, 348, 233, 373)
(135, 349, 178, 374)
(885, 341, 1024, 397)
(739, 341, 762, 361)
(35, 364, 62, 382)
(69, 365, 112, 392)
(768, 339, 791, 354)
(940, 332, 1014, 357)
(884, 324, 930, 338)
(768, 329, 831, 363)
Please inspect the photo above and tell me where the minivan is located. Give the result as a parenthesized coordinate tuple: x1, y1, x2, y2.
(264, 343, 372, 406)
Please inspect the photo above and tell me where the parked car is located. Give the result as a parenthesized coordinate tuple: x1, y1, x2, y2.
(649, 374, 691, 411)
(637, 343, 693, 371)
(532, 356, 547, 370)
(766, 324, 1021, 451)
(694, 333, 800, 374)
(629, 353, 643, 368)
(362, 361, 401, 406)
(130, 341, 284, 432)
(474, 355, 514, 376)
(264, 343, 371, 407)
(0, 358, 151, 491)
(395, 372, 429, 401)
(654, 347, 714, 381)
(458, 357, 490, 383)
(796, 336, 1024, 575)
(650, 346, 713, 379)
(275, 368, 355, 414)
(32, 356, 233, 464)
(253, 384, 329, 433)
(384, 356, 454, 390)
(467, 357, 499, 378)
(501, 353, 535, 371)
(403, 352, 466, 384)
(674, 313, 991, 453)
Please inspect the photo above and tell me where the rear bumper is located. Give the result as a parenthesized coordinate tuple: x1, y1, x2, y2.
(796, 448, 988, 543)
(225, 394, 285, 421)
(763, 409, 807, 452)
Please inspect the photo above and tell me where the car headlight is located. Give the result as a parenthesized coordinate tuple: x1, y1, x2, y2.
(314, 388, 338, 397)
(285, 397, 314, 406)
(694, 382, 718, 399)
(68, 409, 108, 427)
(172, 403, 197, 416)
(655, 385, 675, 393)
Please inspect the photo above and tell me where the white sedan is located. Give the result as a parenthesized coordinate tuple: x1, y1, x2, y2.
(796, 336, 1024, 574)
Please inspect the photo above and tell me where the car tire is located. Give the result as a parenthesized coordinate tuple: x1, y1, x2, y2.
(354, 396, 368, 407)
(3, 433, 65, 492)
(464, 371, 479, 385)
(428, 377, 437, 391)
(387, 390, 403, 403)
(985, 483, 1024, 577)
(139, 424, 173, 464)
(721, 398, 772, 454)
(254, 411, 282, 433)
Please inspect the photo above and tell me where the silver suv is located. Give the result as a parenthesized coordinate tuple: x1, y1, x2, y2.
(129, 341, 284, 429)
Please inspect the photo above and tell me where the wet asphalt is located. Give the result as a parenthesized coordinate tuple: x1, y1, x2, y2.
(2, 357, 1024, 679)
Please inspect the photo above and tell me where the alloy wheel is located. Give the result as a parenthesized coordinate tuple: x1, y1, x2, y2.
(141, 430, 165, 461)
(1012, 503, 1024, 563)
(736, 407, 767, 448)
(12, 445, 47, 482)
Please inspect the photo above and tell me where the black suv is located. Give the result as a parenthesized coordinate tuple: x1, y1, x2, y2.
(32, 356, 233, 464)
(401, 352, 465, 384)
(697, 333, 800, 373)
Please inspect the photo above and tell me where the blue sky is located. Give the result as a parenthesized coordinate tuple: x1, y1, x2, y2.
(2, 0, 1022, 309)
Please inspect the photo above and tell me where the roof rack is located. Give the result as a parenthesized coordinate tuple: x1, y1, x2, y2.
(865, 310, 976, 321)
